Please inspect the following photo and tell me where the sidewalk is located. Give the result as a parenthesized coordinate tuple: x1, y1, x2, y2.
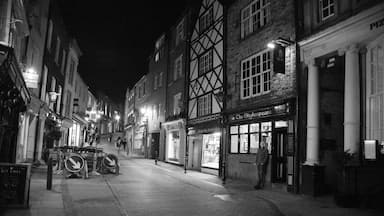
(1, 158, 382, 216)
(140, 159, 383, 216)
(1, 166, 65, 216)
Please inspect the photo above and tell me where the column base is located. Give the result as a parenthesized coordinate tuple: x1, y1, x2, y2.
(301, 164, 325, 196)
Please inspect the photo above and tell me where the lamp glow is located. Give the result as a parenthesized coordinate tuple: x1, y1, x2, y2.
(267, 42, 276, 49)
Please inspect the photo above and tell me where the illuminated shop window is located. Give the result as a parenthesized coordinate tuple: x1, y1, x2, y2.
(202, 133, 220, 169)
(167, 131, 180, 162)
(230, 121, 271, 154)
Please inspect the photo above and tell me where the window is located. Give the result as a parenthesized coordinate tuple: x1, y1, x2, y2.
(367, 42, 384, 142)
(198, 94, 212, 116)
(198, 50, 213, 76)
(241, 50, 272, 99)
(230, 122, 272, 154)
(241, 0, 270, 38)
(47, 20, 53, 51)
(176, 19, 184, 45)
(55, 37, 60, 64)
(199, 8, 213, 33)
(173, 93, 182, 115)
(154, 75, 158, 90)
(66, 90, 72, 116)
(61, 50, 66, 74)
(159, 72, 163, 87)
(143, 81, 146, 95)
(40, 65, 48, 101)
(69, 59, 75, 85)
(56, 85, 62, 114)
(319, 0, 335, 21)
(174, 55, 183, 80)
(155, 52, 160, 62)
(50, 77, 56, 110)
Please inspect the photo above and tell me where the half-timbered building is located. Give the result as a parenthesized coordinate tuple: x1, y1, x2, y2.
(186, 0, 225, 176)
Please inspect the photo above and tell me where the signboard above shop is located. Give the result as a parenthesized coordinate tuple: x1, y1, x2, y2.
(229, 102, 292, 122)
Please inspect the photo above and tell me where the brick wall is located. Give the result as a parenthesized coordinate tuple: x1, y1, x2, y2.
(226, 0, 297, 112)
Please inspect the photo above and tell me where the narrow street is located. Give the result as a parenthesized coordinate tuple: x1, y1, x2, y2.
(60, 140, 281, 216)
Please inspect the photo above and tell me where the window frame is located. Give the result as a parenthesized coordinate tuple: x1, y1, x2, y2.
(319, 0, 336, 22)
(229, 121, 272, 154)
(366, 38, 384, 142)
(197, 93, 212, 117)
(199, 7, 214, 34)
(176, 19, 184, 45)
(198, 49, 213, 76)
(240, 50, 272, 99)
(241, 0, 271, 39)
(174, 55, 183, 80)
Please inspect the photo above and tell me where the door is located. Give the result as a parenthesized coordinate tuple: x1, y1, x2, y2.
(150, 133, 160, 159)
(191, 140, 201, 170)
(272, 128, 287, 183)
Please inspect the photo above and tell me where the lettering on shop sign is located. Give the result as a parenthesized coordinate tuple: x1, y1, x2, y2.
(370, 17, 384, 30)
(0, 163, 31, 208)
(230, 103, 290, 122)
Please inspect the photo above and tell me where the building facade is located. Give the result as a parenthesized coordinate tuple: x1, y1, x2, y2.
(163, 14, 190, 165)
(186, 0, 225, 176)
(147, 34, 168, 160)
(225, 0, 298, 191)
(298, 0, 384, 199)
(0, 0, 31, 163)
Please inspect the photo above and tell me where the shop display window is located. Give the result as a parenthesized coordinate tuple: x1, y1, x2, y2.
(201, 133, 220, 169)
(230, 121, 272, 154)
(167, 131, 180, 161)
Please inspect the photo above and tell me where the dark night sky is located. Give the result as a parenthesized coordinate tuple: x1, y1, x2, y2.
(58, 1, 188, 103)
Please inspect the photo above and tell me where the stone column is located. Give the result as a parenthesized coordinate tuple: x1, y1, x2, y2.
(305, 59, 320, 165)
(344, 45, 360, 154)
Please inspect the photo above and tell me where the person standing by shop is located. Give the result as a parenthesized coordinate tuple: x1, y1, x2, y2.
(254, 141, 269, 189)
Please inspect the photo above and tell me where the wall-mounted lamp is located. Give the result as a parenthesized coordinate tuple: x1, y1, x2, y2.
(266, 38, 295, 74)
(48, 91, 61, 103)
(267, 37, 294, 49)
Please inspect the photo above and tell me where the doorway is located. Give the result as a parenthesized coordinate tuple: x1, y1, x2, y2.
(191, 138, 202, 170)
(272, 128, 287, 183)
(319, 54, 345, 192)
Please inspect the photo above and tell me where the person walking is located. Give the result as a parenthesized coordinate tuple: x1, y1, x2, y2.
(254, 141, 269, 189)
(116, 137, 122, 154)
(122, 138, 127, 155)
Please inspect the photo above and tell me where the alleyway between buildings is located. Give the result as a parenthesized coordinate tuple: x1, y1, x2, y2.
(1, 139, 382, 216)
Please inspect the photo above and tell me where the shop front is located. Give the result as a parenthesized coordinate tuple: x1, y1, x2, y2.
(226, 101, 296, 191)
(133, 125, 145, 156)
(187, 119, 222, 176)
(0, 45, 30, 163)
(163, 119, 186, 165)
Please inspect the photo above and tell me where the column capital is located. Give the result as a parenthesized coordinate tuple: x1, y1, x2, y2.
(339, 44, 360, 55)
(305, 58, 317, 66)
(347, 44, 360, 53)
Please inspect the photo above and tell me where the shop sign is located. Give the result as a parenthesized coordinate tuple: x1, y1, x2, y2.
(230, 103, 290, 122)
(273, 45, 285, 74)
(64, 153, 85, 173)
(188, 127, 219, 135)
(370, 17, 384, 31)
(22, 71, 39, 89)
(0, 163, 31, 208)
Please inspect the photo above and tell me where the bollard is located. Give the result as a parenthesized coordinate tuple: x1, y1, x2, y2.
(47, 157, 53, 190)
